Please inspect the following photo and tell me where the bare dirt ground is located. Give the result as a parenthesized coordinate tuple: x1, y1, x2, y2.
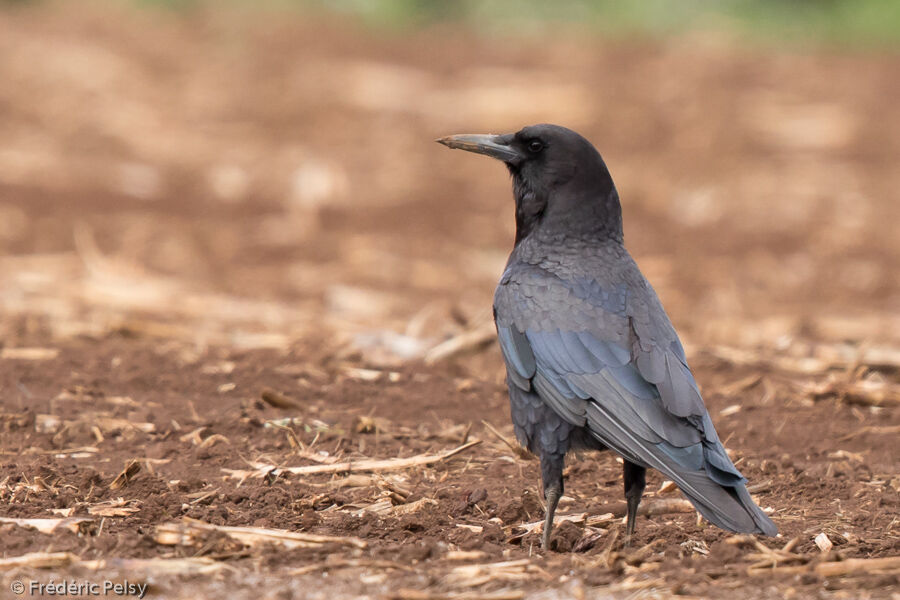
(0, 3, 898, 599)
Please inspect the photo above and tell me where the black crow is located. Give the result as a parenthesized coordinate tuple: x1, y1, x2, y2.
(437, 124, 777, 549)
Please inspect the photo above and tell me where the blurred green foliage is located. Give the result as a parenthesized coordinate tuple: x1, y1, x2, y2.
(314, 0, 900, 46)
(16, 0, 900, 47)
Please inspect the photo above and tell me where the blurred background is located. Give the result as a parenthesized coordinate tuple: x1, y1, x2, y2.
(0, 0, 897, 366)
(0, 3, 898, 597)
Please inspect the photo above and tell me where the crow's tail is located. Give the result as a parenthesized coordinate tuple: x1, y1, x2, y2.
(584, 402, 777, 536)
(673, 468, 777, 536)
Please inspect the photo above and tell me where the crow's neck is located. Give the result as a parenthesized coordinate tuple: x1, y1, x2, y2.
(513, 177, 624, 248)
(510, 171, 538, 244)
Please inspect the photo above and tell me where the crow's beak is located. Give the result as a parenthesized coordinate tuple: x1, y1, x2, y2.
(436, 133, 521, 162)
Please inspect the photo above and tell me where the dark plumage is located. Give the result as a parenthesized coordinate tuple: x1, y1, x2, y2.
(438, 124, 777, 549)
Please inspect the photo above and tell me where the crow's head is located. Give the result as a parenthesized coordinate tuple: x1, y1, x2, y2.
(438, 124, 622, 243)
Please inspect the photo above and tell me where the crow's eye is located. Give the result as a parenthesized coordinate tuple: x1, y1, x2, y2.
(528, 140, 544, 153)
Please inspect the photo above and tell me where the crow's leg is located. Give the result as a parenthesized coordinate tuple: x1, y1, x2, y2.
(541, 478, 563, 550)
(623, 460, 646, 546)
(539, 454, 565, 551)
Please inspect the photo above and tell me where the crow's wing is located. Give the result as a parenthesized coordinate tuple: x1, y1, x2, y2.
(494, 265, 776, 536)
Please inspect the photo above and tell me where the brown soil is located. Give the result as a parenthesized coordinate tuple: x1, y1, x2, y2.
(0, 3, 898, 599)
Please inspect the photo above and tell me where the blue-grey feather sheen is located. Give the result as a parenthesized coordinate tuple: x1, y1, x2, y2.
(494, 234, 777, 536)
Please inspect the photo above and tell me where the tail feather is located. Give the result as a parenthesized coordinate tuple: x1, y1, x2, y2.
(673, 467, 777, 536)
(585, 402, 777, 536)
(732, 481, 778, 536)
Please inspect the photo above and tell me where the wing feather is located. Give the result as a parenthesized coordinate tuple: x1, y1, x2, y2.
(494, 270, 777, 536)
